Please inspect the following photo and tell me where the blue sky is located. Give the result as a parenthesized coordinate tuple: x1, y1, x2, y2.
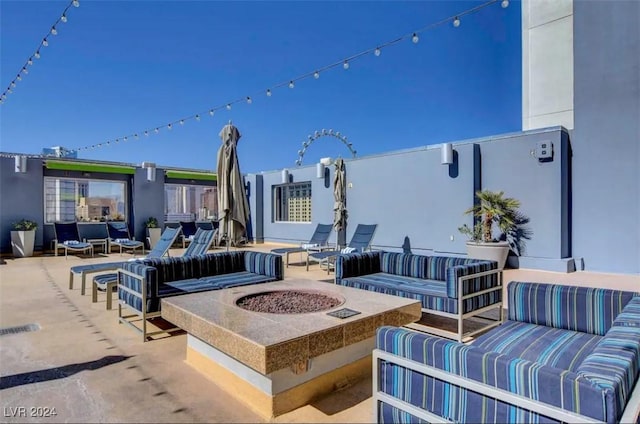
(0, 0, 521, 174)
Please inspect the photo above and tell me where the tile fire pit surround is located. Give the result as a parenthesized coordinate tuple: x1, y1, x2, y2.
(161, 279, 421, 418)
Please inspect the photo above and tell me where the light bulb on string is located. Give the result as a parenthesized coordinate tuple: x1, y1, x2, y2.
(209, 109, 214, 116)
(16, 74, 22, 81)
(266, 89, 272, 96)
(313, 71, 320, 79)
(453, 17, 460, 27)
(195, 114, 200, 121)
(144, 130, 149, 136)
(73, 0, 79, 7)
(51, 27, 58, 36)
(246, 96, 252, 104)
(123, 136, 128, 142)
(114, 139, 119, 143)
(134, 134, 139, 139)
(154, 128, 159, 134)
(10, 81, 16, 88)
(226, 104, 231, 110)
(61, 14, 67, 23)
(42, 39, 49, 47)
(22, 67, 28, 75)
(501, 0, 509, 7)
(167, 123, 172, 130)
(343, 61, 349, 70)
(27, 58, 33, 66)
(412, 33, 419, 44)
(180, 119, 185, 125)
(34, 51, 41, 59)
(374, 47, 381, 56)
(288, 81, 294, 89)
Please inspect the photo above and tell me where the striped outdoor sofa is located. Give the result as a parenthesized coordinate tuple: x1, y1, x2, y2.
(335, 251, 502, 341)
(117, 251, 283, 341)
(373, 282, 640, 423)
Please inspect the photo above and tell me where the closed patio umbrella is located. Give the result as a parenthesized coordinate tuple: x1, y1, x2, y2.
(216, 123, 250, 250)
(333, 158, 347, 249)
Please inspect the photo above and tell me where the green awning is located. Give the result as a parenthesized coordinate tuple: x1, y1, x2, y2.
(45, 160, 136, 175)
(165, 170, 217, 181)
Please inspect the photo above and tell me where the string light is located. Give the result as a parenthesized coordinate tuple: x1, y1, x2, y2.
(1, 0, 79, 104)
(66, 0, 507, 153)
(180, 119, 185, 125)
(501, 0, 509, 7)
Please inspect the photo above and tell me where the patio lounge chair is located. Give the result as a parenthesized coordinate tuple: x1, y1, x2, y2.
(270, 223, 333, 267)
(107, 222, 144, 256)
(69, 226, 182, 296)
(53, 222, 93, 259)
(179, 221, 198, 248)
(307, 224, 377, 273)
(91, 228, 216, 310)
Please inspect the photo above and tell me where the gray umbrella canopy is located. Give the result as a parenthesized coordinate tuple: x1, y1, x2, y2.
(333, 158, 347, 248)
(216, 123, 250, 248)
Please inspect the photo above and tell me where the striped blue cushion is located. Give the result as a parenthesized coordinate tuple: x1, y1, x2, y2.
(472, 320, 603, 372)
(376, 326, 614, 423)
(340, 274, 499, 314)
(508, 282, 637, 335)
(160, 272, 275, 296)
(335, 251, 382, 282)
(380, 252, 428, 279)
(445, 260, 499, 299)
(576, 297, 640, 423)
(243, 251, 283, 279)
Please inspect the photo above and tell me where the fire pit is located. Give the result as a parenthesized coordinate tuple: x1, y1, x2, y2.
(236, 290, 344, 314)
(160, 280, 422, 419)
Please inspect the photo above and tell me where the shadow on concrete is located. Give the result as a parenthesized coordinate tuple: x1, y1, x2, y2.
(0, 355, 132, 390)
(310, 376, 372, 416)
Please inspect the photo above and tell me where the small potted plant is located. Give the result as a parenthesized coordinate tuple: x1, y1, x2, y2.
(145, 217, 161, 249)
(11, 219, 38, 258)
(458, 190, 521, 269)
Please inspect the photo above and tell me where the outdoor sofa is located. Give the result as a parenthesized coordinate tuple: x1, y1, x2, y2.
(335, 251, 502, 341)
(117, 250, 283, 340)
(373, 281, 640, 423)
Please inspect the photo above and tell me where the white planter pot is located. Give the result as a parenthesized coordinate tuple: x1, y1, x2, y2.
(11, 230, 35, 258)
(147, 227, 162, 249)
(465, 241, 510, 269)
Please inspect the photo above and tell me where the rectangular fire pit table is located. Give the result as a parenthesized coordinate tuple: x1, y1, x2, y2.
(161, 279, 421, 419)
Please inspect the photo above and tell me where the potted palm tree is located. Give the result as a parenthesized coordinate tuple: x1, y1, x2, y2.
(145, 217, 161, 249)
(458, 190, 521, 269)
(11, 219, 38, 258)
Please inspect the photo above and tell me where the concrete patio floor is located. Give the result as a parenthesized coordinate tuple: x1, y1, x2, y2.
(1, 243, 638, 423)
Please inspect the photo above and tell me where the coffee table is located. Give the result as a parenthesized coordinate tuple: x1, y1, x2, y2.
(161, 279, 421, 419)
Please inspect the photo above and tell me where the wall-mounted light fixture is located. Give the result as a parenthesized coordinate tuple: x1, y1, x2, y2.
(14, 155, 27, 173)
(441, 143, 454, 165)
(281, 168, 289, 184)
(142, 161, 156, 182)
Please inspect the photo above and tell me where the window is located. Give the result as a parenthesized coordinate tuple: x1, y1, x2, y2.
(273, 182, 312, 222)
(164, 184, 217, 222)
(44, 177, 127, 223)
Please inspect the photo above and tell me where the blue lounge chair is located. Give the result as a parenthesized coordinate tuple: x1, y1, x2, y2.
(179, 220, 198, 248)
(107, 222, 144, 255)
(271, 223, 333, 267)
(69, 226, 182, 296)
(53, 222, 93, 259)
(307, 224, 377, 273)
